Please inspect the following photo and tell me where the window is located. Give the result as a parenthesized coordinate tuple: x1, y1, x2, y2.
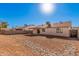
(56, 28, 63, 33)
(42, 28, 45, 32)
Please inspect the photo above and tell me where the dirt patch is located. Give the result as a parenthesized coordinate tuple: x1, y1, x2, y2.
(0, 34, 79, 56)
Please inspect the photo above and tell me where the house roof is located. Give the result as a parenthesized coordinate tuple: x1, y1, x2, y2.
(50, 21, 72, 28)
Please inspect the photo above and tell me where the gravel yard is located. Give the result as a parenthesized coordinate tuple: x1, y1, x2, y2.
(0, 34, 79, 56)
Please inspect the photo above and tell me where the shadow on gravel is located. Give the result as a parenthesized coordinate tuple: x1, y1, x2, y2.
(24, 34, 79, 41)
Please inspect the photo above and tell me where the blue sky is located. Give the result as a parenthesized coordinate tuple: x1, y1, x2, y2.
(0, 3, 79, 28)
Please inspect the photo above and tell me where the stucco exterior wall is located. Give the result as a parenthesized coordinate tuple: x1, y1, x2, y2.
(77, 29, 79, 38)
(33, 29, 37, 34)
(40, 27, 70, 37)
(32, 27, 79, 39)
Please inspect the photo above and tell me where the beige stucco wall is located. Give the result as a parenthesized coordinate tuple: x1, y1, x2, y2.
(33, 29, 37, 34)
(40, 27, 70, 37)
(77, 29, 79, 38)
(32, 27, 79, 39)
(33, 29, 46, 34)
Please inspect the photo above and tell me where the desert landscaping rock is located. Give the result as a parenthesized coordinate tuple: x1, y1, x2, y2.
(0, 35, 79, 56)
(63, 44, 76, 56)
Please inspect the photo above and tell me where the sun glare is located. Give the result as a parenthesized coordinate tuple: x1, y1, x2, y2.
(40, 3, 55, 15)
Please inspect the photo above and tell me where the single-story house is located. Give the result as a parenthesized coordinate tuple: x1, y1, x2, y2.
(32, 21, 79, 38)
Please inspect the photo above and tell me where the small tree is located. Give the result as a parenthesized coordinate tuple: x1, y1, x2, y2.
(1, 22, 8, 28)
(46, 21, 51, 28)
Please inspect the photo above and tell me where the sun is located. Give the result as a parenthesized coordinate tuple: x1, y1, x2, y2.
(40, 3, 55, 15)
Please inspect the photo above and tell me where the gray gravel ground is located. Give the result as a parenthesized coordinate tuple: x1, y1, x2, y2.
(22, 38, 76, 56)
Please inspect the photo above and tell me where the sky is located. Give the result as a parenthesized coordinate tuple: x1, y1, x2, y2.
(0, 3, 79, 28)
